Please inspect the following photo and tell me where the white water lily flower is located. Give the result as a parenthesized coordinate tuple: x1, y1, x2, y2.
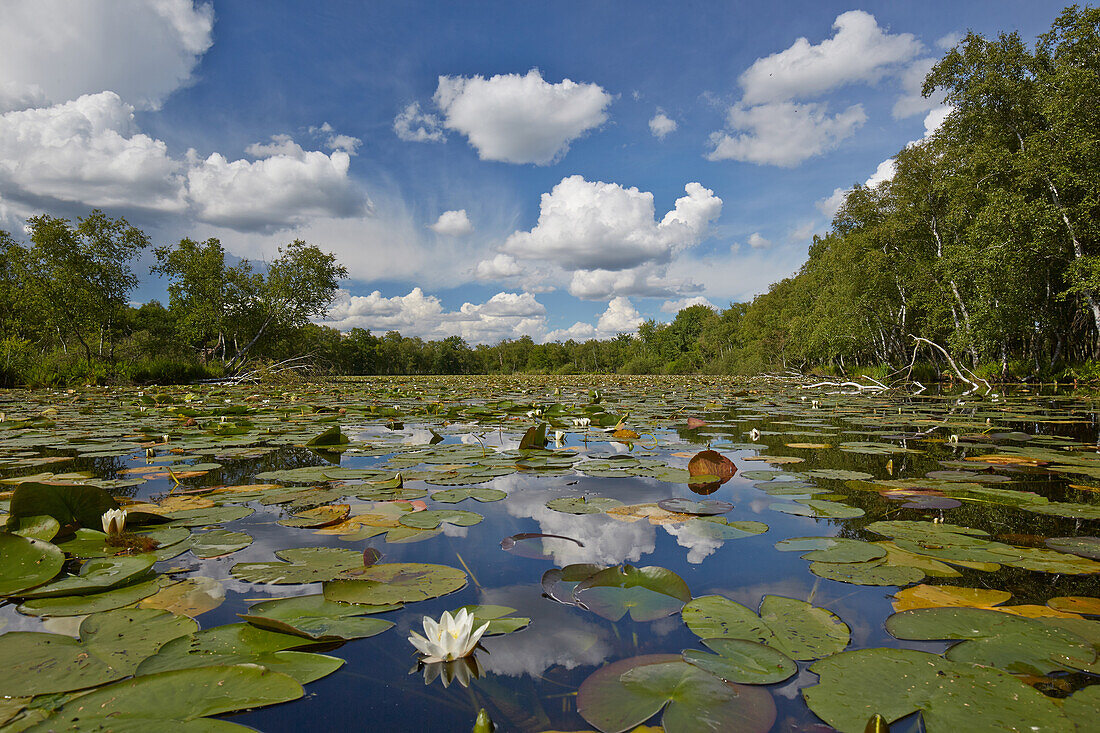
(554, 430, 565, 445)
(101, 508, 127, 535)
(408, 609, 489, 663)
(572, 418, 591, 428)
(748, 428, 760, 441)
(946, 434, 959, 446)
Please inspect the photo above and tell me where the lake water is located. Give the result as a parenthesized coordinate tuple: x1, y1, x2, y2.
(1, 376, 1097, 732)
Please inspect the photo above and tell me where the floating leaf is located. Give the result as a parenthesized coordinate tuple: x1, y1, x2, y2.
(803, 648, 1071, 732)
(240, 594, 397, 641)
(774, 537, 885, 564)
(545, 496, 623, 514)
(430, 487, 506, 503)
(573, 565, 691, 622)
(0, 533, 64, 597)
(305, 425, 348, 447)
(454, 605, 530, 636)
(886, 607, 1095, 675)
(398, 509, 483, 530)
(577, 654, 776, 733)
(231, 547, 366, 585)
(189, 528, 252, 558)
(277, 504, 351, 528)
(1045, 536, 1100, 560)
(11, 515, 60, 541)
(891, 585, 1012, 612)
(810, 560, 925, 587)
(7, 482, 118, 532)
(35, 664, 305, 729)
(323, 562, 467, 605)
(166, 505, 254, 526)
(137, 577, 225, 617)
(656, 498, 733, 516)
(682, 595, 849, 660)
(682, 638, 797, 685)
(20, 555, 155, 598)
(18, 578, 162, 616)
(0, 608, 196, 695)
(1047, 596, 1100, 615)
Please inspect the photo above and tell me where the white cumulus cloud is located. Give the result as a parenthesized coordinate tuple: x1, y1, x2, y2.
(649, 110, 678, 139)
(0, 92, 186, 212)
(661, 296, 715, 314)
(739, 10, 922, 104)
(428, 209, 473, 236)
(475, 253, 524, 280)
(186, 135, 369, 232)
(321, 288, 549, 344)
(567, 264, 699, 301)
(707, 101, 866, 167)
(748, 232, 772, 249)
(433, 69, 612, 165)
(503, 176, 721, 271)
(0, 0, 214, 112)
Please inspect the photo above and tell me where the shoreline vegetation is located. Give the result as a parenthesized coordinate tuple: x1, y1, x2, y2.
(2, 6, 1100, 390)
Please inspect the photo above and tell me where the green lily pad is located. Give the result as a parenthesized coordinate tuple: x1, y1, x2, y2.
(189, 529, 252, 558)
(277, 504, 351, 528)
(803, 648, 1072, 732)
(29, 664, 305, 730)
(429, 487, 507, 503)
(656, 498, 733, 515)
(6, 482, 118, 532)
(682, 638, 797, 684)
(323, 562, 467, 605)
(1062, 685, 1100, 730)
(20, 555, 156, 598)
(454, 605, 531, 636)
(770, 500, 865, 519)
(572, 565, 692, 622)
(135, 622, 319, 677)
(231, 547, 367, 585)
(545, 496, 624, 514)
(683, 517, 769, 540)
(886, 607, 1096, 675)
(56, 526, 191, 560)
(1045, 536, 1100, 560)
(397, 509, 482, 530)
(775, 537, 886, 563)
(0, 608, 196, 696)
(577, 654, 776, 733)
(11, 515, 61, 541)
(305, 425, 349, 447)
(682, 595, 849, 660)
(18, 578, 162, 616)
(0, 533, 64, 597)
(240, 594, 398, 641)
(810, 560, 925, 586)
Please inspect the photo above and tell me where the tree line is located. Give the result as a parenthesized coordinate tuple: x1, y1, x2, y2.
(1, 6, 1097, 386)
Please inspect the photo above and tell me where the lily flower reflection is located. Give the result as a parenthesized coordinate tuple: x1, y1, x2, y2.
(409, 608, 489, 663)
(413, 654, 484, 688)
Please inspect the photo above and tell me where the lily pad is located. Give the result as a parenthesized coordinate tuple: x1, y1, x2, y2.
(656, 498, 733, 515)
(20, 555, 155, 598)
(137, 577, 225, 617)
(240, 594, 398, 641)
(1046, 536, 1100, 560)
(545, 496, 624, 514)
(577, 654, 776, 733)
(454, 605, 531, 636)
(0, 533, 64, 597)
(277, 504, 351, 528)
(6, 482, 118, 532)
(0, 608, 197, 696)
(803, 647, 1072, 732)
(18, 577, 162, 616)
(682, 638, 797, 685)
(397, 509, 483, 530)
(323, 562, 467, 605)
(775, 537, 886, 564)
(429, 487, 507, 503)
(809, 560, 925, 587)
(892, 585, 1012, 612)
(189, 529, 252, 558)
(573, 565, 692, 622)
(231, 547, 367, 585)
(31, 664, 305, 730)
(682, 595, 849, 660)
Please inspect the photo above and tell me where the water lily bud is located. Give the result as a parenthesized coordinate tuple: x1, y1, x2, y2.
(749, 428, 760, 441)
(101, 508, 127, 535)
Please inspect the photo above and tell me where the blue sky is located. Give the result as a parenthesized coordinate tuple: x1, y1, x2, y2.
(0, 0, 1068, 343)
